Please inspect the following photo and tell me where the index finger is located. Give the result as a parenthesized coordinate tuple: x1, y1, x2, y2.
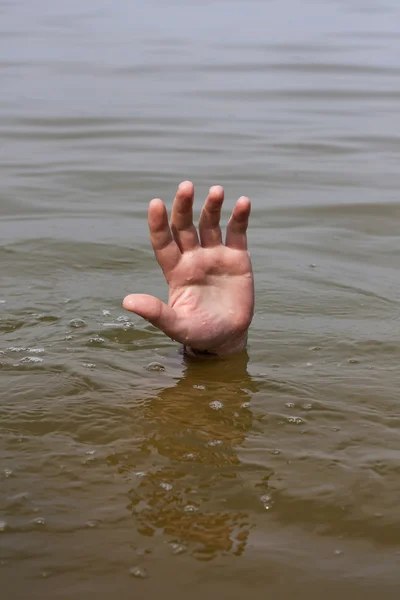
(149, 198, 181, 276)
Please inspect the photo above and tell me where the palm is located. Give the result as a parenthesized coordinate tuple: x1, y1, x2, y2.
(123, 182, 254, 356)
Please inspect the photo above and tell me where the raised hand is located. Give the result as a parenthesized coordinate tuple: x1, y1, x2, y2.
(123, 181, 254, 356)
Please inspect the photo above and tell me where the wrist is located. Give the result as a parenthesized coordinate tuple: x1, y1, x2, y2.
(184, 332, 248, 358)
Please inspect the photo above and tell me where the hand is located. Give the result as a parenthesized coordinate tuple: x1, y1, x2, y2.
(123, 181, 254, 356)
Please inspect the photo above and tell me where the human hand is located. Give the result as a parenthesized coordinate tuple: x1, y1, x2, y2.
(123, 181, 254, 356)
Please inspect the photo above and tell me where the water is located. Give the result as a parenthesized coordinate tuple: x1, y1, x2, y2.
(1, 0, 400, 597)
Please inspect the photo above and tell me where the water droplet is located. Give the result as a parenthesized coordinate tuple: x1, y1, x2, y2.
(302, 403, 313, 410)
(4, 469, 12, 478)
(145, 362, 165, 372)
(129, 566, 148, 578)
(309, 263, 317, 268)
(170, 543, 187, 555)
(285, 402, 295, 409)
(309, 346, 321, 351)
(34, 517, 45, 526)
(241, 402, 250, 409)
(348, 358, 359, 364)
(334, 549, 343, 556)
(82, 363, 96, 369)
(270, 449, 280, 455)
(102, 310, 111, 316)
(184, 505, 198, 513)
(160, 482, 173, 491)
(135, 471, 146, 478)
(0, 521, 7, 532)
(209, 400, 223, 410)
(193, 384, 205, 390)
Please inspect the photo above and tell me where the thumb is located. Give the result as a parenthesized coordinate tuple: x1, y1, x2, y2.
(123, 294, 179, 340)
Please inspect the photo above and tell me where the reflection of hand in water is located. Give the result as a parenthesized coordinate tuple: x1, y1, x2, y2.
(127, 354, 258, 560)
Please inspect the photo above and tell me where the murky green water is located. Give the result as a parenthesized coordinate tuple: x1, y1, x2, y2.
(1, 0, 400, 598)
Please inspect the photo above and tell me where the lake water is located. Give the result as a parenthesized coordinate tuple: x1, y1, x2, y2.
(1, 0, 400, 598)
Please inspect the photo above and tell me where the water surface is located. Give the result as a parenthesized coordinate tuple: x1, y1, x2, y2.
(1, 0, 400, 598)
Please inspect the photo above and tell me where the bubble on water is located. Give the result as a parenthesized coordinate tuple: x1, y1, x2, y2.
(309, 263, 317, 268)
(160, 482, 173, 491)
(145, 362, 165, 372)
(86, 450, 95, 455)
(184, 505, 198, 513)
(334, 549, 343, 556)
(309, 346, 322, 351)
(170, 543, 187, 556)
(260, 494, 271, 503)
(135, 471, 146, 478)
(302, 403, 313, 410)
(28, 347, 44, 354)
(86, 520, 100, 528)
(116, 315, 130, 323)
(64, 335, 73, 341)
(348, 358, 359, 364)
(270, 449, 281, 455)
(0, 300, 6, 304)
(34, 517, 45, 526)
(82, 363, 96, 369)
(207, 439, 222, 447)
(129, 566, 148, 579)
(271, 364, 280, 368)
(0, 520, 7, 532)
(182, 453, 197, 461)
(285, 402, 295, 409)
(193, 384, 205, 390)
(8, 347, 26, 353)
(4, 469, 12, 478)
(209, 400, 223, 410)
(260, 494, 272, 510)
(19, 356, 43, 365)
(68, 318, 86, 329)
(305, 362, 313, 367)
(287, 416, 303, 425)
(102, 310, 111, 316)
(332, 427, 340, 432)
(241, 402, 251, 409)
(88, 336, 105, 344)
